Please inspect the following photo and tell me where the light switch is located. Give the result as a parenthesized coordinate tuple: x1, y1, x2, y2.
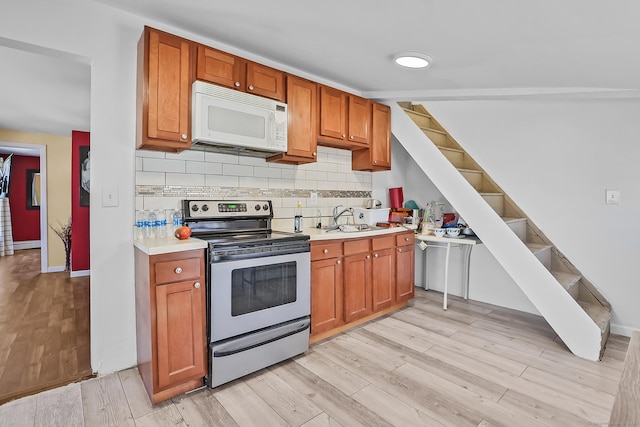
(310, 192, 318, 206)
(605, 190, 621, 205)
(102, 186, 119, 207)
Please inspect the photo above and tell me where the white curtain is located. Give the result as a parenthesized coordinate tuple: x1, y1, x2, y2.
(0, 198, 14, 256)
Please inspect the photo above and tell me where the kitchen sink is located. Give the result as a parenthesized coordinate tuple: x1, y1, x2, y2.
(323, 224, 386, 233)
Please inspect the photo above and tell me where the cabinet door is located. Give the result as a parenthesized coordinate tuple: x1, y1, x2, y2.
(318, 86, 347, 142)
(348, 96, 371, 146)
(140, 28, 192, 151)
(196, 45, 244, 90)
(246, 62, 285, 102)
(343, 252, 372, 323)
(371, 248, 395, 312)
(311, 258, 343, 336)
(268, 76, 317, 164)
(396, 244, 415, 302)
(155, 280, 206, 389)
(352, 102, 391, 171)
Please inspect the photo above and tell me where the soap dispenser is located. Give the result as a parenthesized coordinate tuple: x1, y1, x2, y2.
(294, 201, 303, 232)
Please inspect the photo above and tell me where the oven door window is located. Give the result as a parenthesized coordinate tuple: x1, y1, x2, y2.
(231, 261, 297, 316)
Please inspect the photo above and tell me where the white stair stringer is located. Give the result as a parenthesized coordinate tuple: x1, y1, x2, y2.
(390, 103, 603, 361)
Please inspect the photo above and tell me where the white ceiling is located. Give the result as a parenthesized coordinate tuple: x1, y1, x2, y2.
(1, 0, 639, 140)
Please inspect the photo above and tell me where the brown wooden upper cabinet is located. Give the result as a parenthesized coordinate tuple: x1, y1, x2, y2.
(317, 85, 370, 150)
(352, 102, 392, 171)
(137, 27, 194, 152)
(268, 75, 318, 165)
(196, 45, 285, 102)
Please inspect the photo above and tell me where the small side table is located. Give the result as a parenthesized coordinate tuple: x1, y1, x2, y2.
(414, 233, 481, 310)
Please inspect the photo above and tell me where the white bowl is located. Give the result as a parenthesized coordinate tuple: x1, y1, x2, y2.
(446, 228, 461, 237)
(433, 228, 447, 237)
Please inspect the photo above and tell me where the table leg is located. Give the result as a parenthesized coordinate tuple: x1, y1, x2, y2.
(461, 245, 473, 300)
(423, 245, 429, 290)
(443, 242, 451, 310)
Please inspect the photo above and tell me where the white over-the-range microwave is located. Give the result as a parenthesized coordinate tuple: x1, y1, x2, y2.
(191, 80, 288, 157)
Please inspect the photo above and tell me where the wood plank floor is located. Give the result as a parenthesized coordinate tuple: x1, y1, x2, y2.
(0, 288, 630, 426)
(0, 249, 93, 404)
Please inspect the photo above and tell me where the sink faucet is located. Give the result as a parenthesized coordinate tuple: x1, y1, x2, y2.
(332, 205, 353, 226)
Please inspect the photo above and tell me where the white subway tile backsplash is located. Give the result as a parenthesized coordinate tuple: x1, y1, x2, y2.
(186, 161, 222, 175)
(268, 178, 295, 189)
(206, 174, 239, 187)
(238, 156, 268, 166)
(254, 167, 281, 179)
(304, 171, 328, 181)
(166, 150, 205, 161)
(238, 176, 267, 188)
(136, 150, 166, 159)
(205, 152, 239, 164)
(316, 162, 338, 173)
(136, 171, 166, 186)
(337, 181, 356, 191)
(294, 180, 317, 190)
(135, 157, 143, 171)
(143, 158, 185, 173)
(280, 169, 298, 180)
(222, 163, 254, 176)
(328, 172, 348, 182)
(166, 173, 205, 186)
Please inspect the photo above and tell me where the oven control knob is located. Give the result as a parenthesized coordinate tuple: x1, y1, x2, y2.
(263, 204, 269, 211)
(201, 204, 209, 212)
(255, 204, 261, 211)
(191, 204, 199, 212)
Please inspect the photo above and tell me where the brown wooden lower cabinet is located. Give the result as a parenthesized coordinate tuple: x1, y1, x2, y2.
(135, 248, 207, 404)
(310, 230, 415, 343)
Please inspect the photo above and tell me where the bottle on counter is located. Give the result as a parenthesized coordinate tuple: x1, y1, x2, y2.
(156, 209, 167, 238)
(294, 201, 303, 233)
(135, 210, 145, 240)
(146, 210, 156, 239)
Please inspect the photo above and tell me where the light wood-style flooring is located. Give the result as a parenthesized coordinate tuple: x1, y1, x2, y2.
(0, 288, 630, 426)
(0, 249, 92, 404)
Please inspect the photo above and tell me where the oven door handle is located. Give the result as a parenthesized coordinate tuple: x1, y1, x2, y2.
(212, 317, 310, 357)
(210, 245, 310, 262)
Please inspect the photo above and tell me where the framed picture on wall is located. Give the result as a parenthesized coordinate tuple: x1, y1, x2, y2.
(0, 154, 13, 198)
(79, 146, 90, 206)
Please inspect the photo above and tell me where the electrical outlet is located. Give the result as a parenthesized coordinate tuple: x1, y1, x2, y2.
(310, 191, 318, 206)
(102, 186, 119, 207)
(605, 190, 621, 205)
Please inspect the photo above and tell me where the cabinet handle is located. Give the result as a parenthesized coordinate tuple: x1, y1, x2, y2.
(234, 81, 240, 87)
(175, 267, 183, 274)
(313, 152, 317, 157)
(405, 237, 410, 241)
(341, 134, 346, 138)
(374, 160, 378, 164)
(336, 260, 341, 265)
(398, 248, 402, 253)
(323, 249, 329, 254)
(194, 282, 201, 289)
(248, 85, 254, 91)
(181, 134, 187, 140)
(374, 253, 379, 258)
(349, 135, 354, 140)
(366, 255, 371, 259)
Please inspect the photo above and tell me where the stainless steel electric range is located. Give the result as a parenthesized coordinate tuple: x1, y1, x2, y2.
(182, 199, 310, 388)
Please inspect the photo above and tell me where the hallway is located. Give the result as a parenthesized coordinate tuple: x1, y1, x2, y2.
(0, 249, 92, 404)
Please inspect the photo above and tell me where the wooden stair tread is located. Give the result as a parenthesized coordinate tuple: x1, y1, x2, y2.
(525, 242, 552, 254)
(458, 167, 483, 174)
(480, 192, 504, 196)
(502, 217, 527, 224)
(402, 107, 431, 118)
(551, 271, 581, 291)
(578, 300, 611, 333)
(438, 146, 464, 154)
(421, 127, 447, 135)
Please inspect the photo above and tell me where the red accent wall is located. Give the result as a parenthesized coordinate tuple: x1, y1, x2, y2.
(7, 155, 41, 242)
(71, 131, 90, 272)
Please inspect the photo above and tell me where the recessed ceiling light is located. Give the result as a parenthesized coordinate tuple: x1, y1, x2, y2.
(394, 52, 433, 69)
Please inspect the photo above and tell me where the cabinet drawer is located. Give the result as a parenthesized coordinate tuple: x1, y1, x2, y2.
(372, 235, 395, 250)
(155, 257, 201, 285)
(311, 242, 343, 260)
(343, 238, 370, 255)
(396, 233, 415, 246)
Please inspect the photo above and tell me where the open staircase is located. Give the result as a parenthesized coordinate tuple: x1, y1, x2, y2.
(392, 102, 611, 361)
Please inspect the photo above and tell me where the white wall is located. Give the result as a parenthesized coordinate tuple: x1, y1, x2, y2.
(424, 99, 640, 335)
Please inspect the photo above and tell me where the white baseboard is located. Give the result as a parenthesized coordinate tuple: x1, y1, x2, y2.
(47, 266, 66, 273)
(13, 240, 41, 250)
(70, 270, 90, 278)
(610, 323, 639, 338)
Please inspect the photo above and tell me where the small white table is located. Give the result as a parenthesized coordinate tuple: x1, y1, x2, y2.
(414, 233, 481, 310)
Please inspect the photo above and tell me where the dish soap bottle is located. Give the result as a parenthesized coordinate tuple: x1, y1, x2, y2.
(294, 201, 303, 232)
